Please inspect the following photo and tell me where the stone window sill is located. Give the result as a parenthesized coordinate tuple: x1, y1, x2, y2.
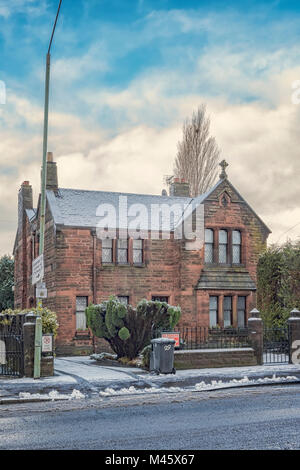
(101, 262, 145, 268)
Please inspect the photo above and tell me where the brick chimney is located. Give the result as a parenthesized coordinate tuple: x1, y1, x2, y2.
(169, 178, 190, 197)
(19, 181, 33, 211)
(17, 181, 33, 238)
(46, 152, 58, 190)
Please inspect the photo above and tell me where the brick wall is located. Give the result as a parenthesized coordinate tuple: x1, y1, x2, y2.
(174, 348, 257, 369)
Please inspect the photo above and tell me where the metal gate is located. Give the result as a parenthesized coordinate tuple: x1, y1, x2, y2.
(0, 316, 25, 377)
(263, 325, 290, 364)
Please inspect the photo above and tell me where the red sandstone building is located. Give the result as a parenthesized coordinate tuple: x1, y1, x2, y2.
(14, 155, 271, 355)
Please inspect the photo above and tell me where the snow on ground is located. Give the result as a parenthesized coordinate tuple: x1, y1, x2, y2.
(99, 386, 183, 397)
(137, 364, 300, 382)
(19, 389, 86, 401)
(99, 375, 298, 397)
(12, 372, 299, 401)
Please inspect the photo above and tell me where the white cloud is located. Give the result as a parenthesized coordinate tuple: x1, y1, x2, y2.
(0, 0, 48, 18)
(1, 7, 300, 255)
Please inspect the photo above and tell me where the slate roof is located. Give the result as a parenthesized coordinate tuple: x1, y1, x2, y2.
(196, 267, 257, 291)
(46, 188, 198, 231)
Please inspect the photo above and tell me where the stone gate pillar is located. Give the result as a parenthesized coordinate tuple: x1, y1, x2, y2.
(23, 313, 36, 378)
(288, 308, 300, 365)
(248, 308, 263, 365)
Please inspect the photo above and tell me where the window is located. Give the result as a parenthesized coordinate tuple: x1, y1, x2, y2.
(117, 239, 128, 264)
(223, 296, 232, 327)
(238, 296, 246, 327)
(219, 230, 228, 264)
(152, 296, 169, 303)
(133, 239, 143, 264)
(209, 296, 218, 327)
(232, 230, 241, 264)
(117, 296, 129, 306)
(205, 229, 214, 263)
(102, 238, 113, 263)
(76, 296, 88, 330)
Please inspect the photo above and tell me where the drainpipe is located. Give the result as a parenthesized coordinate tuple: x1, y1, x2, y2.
(91, 230, 97, 352)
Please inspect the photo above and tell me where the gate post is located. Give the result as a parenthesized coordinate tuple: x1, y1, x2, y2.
(288, 308, 300, 365)
(248, 308, 263, 365)
(23, 313, 37, 378)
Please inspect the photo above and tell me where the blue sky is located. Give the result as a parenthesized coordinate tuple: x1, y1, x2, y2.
(0, 0, 300, 254)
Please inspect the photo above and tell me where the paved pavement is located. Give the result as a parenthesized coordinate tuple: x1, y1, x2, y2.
(1, 355, 300, 403)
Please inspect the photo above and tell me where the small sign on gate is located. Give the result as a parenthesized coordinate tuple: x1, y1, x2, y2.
(42, 334, 53, 353)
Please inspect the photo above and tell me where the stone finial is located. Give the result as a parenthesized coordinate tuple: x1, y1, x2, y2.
(290, 308, 300, 319)
(219, 160, 229, 179)
(250, 308, 261, 318)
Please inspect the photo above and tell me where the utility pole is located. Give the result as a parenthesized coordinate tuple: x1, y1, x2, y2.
(34, 0, 63, 379)
(39, 0, 63, 258)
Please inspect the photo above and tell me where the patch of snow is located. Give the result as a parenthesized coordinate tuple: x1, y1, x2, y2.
(19, 389, 86, 401)
(91, 353, 118, 361)
(99, 386, 182, 397)
(194, 375, 298, 391)
(99, 375, 299, 397)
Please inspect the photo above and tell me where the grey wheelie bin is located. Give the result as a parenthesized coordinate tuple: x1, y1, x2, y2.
(150, 337, 176, 375)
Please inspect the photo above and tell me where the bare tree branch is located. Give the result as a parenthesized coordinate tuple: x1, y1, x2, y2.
(174, 104, 220, 196)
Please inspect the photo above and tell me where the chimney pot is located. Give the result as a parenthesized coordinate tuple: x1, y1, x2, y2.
(47, 152, 53, 163)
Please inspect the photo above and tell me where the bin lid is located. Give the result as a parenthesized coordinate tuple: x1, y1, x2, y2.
(151, 338, 176, 344)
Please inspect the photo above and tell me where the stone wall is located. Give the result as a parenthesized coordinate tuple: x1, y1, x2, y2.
(174, 348, 257, 369)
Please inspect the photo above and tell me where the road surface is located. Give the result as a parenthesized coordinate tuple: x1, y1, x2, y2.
(0, 384, 299, 450)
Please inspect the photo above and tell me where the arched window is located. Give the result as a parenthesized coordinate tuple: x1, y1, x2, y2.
(232, 230, 241, 264)
(219, 230, 228, 264)
(205, 229, 214, 263)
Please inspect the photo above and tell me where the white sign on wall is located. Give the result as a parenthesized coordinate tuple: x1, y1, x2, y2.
(32, 254, 44, 286)
(42, 335, 53, 353)
(36, 287, 48, 299)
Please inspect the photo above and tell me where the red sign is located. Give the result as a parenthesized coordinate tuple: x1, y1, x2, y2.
(161, 332, 180, 348)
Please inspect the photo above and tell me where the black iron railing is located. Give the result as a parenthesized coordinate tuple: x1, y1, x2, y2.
(152, 326, 250, 350)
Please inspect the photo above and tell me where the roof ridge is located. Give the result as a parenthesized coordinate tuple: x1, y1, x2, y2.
(52, 187, 194, 200)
